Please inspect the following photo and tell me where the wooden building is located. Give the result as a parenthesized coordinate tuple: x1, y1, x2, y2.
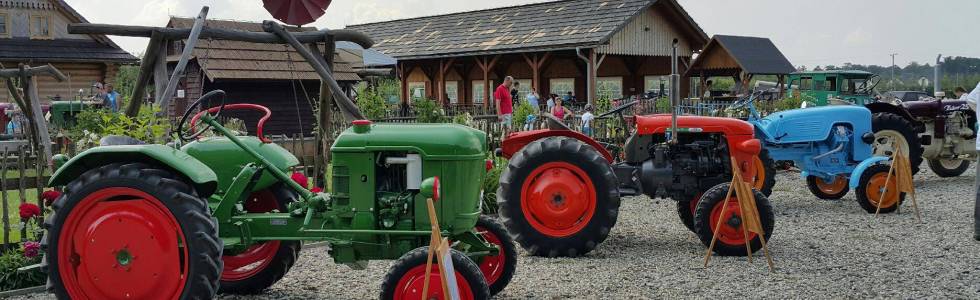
(346, 0, 708, 108)
(686, 35, 795, 99)
(0, 0, 137, 103)
(165, 17, 361, 136)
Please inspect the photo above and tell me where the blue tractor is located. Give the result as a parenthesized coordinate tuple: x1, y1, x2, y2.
(732, 95, 906, 213)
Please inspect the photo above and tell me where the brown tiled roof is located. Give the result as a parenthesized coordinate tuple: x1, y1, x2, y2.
(346, 0, 707, 60)
(168, 17, 360, 81)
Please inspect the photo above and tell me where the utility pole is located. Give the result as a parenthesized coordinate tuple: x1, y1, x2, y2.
(889, 53, 899, 90)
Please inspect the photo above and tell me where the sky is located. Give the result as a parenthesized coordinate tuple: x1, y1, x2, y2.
(64, 0, 980, 67)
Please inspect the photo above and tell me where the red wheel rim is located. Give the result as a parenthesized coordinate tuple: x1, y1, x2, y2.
(815, 176, 847, 195)
(708, 197, 757, 246)
(222, 190, 281, 281)
(520, 162, 597, 238)
(475, 226, 506, 285)
(689, 193, 703, 216)
(57, 187, 188, 300)
(393, 264, 474, 300)
(866, 173, 899, 208)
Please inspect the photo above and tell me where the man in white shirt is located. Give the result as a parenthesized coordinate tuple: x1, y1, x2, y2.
(581, 105, 595, 137)
(968, 82, 980, 240)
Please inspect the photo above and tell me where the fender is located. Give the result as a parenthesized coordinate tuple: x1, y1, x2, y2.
(500, 129, 614, 163)
(848, 156, 891, 189)
(49, 144, 219, 196)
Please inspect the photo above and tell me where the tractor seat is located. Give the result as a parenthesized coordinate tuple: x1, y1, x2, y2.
(99, 135, 146, 146)
(544, 113, 572, 131)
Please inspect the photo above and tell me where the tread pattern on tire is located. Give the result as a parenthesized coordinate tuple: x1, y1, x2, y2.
(756, 150, 777, 197)
(379, 247, 490, 300)
(805, 176, 850, 200)
(42, 163, 222, 300)
(693, 183, 775, 257)
(497, 136, 620, 257)
(872, 112, 924, 174)
(475, 215, 517, 296)
(927, 159, 971, 178)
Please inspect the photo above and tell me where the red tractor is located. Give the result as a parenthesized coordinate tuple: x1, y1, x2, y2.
(496, 40, 774, 258)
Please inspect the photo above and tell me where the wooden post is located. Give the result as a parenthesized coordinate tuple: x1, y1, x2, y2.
(157, 7, 209, 116)
(312, 38, 335, 189)
(125, 31, 167, 117)
(522, 53, 552, 93)
(21, 67, 54, 164)
(398, 62, 410, 105)
(153, 34, 169, 108)
(588, 49, 598, 105)
(476, 55, 500, 110)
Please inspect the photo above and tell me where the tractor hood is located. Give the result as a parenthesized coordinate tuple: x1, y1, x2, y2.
(635, 115, 754, 136)
(757, 106, 872, 144)
(332, 123, 487, 159)
(902, 99, 974, 117)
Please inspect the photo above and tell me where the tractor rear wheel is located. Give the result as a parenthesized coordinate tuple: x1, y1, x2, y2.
(856, 164, 905, 214)
(927, 159, 971, 178)
(498, 137, 620, 257)
(753, 150, 777, 197)
(693, 183, 774, 257)
(677, 194, 700, 233)
(872, 113, 923, 174)
(806, 175, 850, 200)
(42, 163, 222, 300)
(379, 247, 490, 300)
(474, 215, 517, 296)
(219, 183, 301, 294)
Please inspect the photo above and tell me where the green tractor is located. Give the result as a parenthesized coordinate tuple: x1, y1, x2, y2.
(786, 70, 880, 106)
(40, 21, 516, 300)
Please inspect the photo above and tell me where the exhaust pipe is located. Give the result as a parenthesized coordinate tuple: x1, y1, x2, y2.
(669, 39, 680, 144)
(934, 54, 942, 97)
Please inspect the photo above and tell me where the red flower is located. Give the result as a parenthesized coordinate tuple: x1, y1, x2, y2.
(19, 203, 42, 220)
(291, 172, 310, 189)
(40, 190, 62, 207)
(23, 241, 40, 258)
(311, 187, 323, 193)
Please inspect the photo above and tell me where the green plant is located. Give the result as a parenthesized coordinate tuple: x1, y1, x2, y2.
(774, 96, 804, 112)
(481, 157, 505, 215)
(594, 95, 612, 114)
(413, 98, 446, 123)
(452, 112, 474, 127)
(655, 97, 671, 112)
(357, 84, 390, 120)
(68, 106, 169, 151)
(0, 248, 44, 291)
(512, 102, 536, 130)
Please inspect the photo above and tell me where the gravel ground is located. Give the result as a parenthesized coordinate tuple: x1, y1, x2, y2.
(14, 167, 980, 299)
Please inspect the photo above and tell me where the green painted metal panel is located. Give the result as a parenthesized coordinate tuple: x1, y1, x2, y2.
(331, 123, 487, 160)
(181, 136, 300, 195)
(48, 144, 219, 196)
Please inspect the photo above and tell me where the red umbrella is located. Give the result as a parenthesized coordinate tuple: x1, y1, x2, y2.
(263, 0, 332, 26)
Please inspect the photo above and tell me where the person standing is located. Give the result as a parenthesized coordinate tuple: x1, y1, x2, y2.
(551, 97, 572, 121)
(581, 105, 595, 137)
(547, 94, 556, 112)
(511, 82, 521, 106)
(969, 82, 980, 240)
(955, 87, 968, 100)
(495, 76, 515, 135)
(104, 83, 120, 113)
(526, 87, 540, 111)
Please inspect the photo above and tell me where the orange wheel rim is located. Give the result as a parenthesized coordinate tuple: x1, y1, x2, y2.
(815, 176, 847, 195)
(752, 157, 766, 190)
(866, 173, 899, 208)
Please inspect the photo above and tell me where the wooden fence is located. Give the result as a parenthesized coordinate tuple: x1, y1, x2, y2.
(0, 141, 47, 247)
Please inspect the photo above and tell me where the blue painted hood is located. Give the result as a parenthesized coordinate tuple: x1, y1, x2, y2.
(756, 106, 873, 144)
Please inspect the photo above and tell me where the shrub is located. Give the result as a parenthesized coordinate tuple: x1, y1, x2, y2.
(69, 106, 169, 151)
(413, 98, 446, 123)
(481, 157, 505, 215)
(512, 102, 537, 130)
(356, 84, 389, 120)
(0, 248, 44, 291)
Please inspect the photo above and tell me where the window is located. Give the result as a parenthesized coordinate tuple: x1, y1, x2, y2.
(512, 79, 531, 102)
(445, 81, 459, 104)
(0, 12, 9, 38)
(472, 81, 485, 104)
(30, 14, 52, 39)
(408, 82, 426, 100)
(825, 77, 838, 91)
(596, 77, 623, 100)
(644, 76, 666, 93)
(800, 77, 813, 90)
(550, 78, 575, 98)
(814, 79, 825, 91)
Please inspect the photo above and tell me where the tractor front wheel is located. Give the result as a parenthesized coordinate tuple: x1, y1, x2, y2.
(474, 215, 517, 296)
(806, 176, 850, 200)
(872, 113, 923, 174)
(927, 159, 971, 178)
(219, 183, 301, 294)
(42, 163, 222, 300)
(753, 150, 777, 197)
(379, 247, 490, 300)
(856, 164, 905, 214)
(693, 183, 775, 256)
(498, 137, 620, 257)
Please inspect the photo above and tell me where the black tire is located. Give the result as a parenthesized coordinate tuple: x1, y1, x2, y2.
(677, 198, 698, 233)
(379, 247, 490, 300)
(497, 136, 620, 257)
(927, 159, 971, 178)
(856, 164, 906, 214)
(872, 113, 923, 174)
(475, 215, 517, 296)
(754, 150, 777, 197)
(42, 163, 222, 300)
(805, 176, 850, 200)
(693, 183, 775, 257)
(219, 183, 301, 294)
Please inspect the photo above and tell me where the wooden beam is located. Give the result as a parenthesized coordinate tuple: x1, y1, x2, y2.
(68, 24, 374, 49)
(156, 7, 208, 116)
(125, 31, 165, 116)
(152, 37, 169, 104)
(312, 39, 334, 188)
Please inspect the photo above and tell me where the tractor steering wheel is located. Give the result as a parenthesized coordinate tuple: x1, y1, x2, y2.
(728, 92, 759, 110)
(189, 103, 274, 143)
(178, 90, 227, 142)
(598, 100, 640, 118)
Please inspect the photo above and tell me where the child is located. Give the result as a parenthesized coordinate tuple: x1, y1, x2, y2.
(581, 105, 595, 137)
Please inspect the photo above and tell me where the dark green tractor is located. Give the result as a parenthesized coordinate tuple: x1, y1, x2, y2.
(40, 21, 516, 300)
